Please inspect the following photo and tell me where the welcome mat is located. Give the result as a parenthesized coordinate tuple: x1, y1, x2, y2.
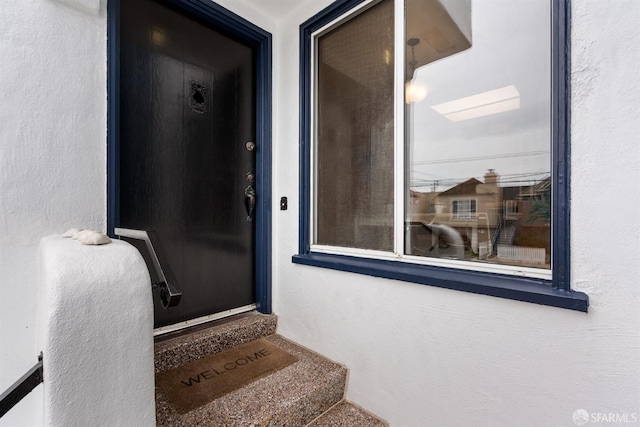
(156, 338, 298, 414)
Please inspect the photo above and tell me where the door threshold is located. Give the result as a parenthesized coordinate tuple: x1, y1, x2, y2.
(153, 304, 257, 337)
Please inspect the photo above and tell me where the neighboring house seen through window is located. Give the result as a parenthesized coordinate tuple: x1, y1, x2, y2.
(452, 199, 477, 221)
(295, 0, 588, 311)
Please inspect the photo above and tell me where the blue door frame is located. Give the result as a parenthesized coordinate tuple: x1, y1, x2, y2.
(107, 0, 273, 314)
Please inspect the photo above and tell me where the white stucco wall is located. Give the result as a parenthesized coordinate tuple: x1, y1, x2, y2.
(272, 1, 640, 426)
(0, 0, 106, 425)
(1, 0, 638, 426)
(38, 236, 155, 427)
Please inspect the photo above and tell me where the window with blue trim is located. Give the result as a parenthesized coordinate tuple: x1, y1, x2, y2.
(294, 0, 588, 312)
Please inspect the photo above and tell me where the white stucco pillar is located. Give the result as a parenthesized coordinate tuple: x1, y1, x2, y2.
(37, 235, 155, 427)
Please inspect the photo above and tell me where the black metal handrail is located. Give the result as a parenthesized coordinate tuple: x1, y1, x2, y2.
(0, 353, 43, 419)
(114, 228, 182, 308)
(491, 220, 503, 248)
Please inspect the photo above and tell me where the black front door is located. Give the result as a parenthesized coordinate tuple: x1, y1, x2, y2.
(117, 0, 256, 328)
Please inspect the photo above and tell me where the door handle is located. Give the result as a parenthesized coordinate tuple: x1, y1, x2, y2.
(244, 185, 256, 222)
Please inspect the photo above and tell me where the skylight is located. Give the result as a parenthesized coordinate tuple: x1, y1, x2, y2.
(431, 85, 520, 122)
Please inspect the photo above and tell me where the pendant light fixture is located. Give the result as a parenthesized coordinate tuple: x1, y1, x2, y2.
(405, 37, 428, 104)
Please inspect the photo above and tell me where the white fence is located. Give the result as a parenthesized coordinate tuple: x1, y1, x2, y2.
(478, 241, 492, 259)
(497, 244, 546, 264)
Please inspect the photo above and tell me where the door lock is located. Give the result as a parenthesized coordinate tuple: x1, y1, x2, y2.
(245, 141, 256, 152)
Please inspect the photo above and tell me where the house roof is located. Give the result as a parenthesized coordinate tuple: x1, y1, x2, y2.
(517, 177, 551, 198)
(439, 178, 482, 197)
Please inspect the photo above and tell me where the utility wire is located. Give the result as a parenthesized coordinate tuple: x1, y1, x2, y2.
(411, 150, 548, 165)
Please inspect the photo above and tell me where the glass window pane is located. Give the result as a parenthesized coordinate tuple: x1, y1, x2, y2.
(405, 0, 551, 269)
(315, 0, 395, 251)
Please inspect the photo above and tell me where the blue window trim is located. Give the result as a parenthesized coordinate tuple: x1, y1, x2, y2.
(293, 0, 589, 312)
(107, 0, 273, 313)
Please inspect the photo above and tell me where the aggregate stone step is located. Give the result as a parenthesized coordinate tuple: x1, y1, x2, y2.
(309, 400, 389, 427)
(154, 314, 348, 426)
(154, 312, 277, 372)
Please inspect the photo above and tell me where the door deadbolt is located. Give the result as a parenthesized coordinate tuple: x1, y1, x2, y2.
(245, 141, 256, 152)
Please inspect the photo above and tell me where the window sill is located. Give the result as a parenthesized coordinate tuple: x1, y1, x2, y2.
(292, 252, 589, 312)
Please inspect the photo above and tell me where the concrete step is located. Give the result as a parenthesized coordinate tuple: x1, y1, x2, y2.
(497, 225, 516, 245)
(154, 312, 278, 372)
(154, 313, 351, 426)
(309, 400, 389, 427)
